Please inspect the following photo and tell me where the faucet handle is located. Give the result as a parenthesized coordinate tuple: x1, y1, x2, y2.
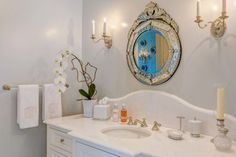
(141, 118, 148, 127)
(127, 117, 134, 125)
(152, 121, 161, 131)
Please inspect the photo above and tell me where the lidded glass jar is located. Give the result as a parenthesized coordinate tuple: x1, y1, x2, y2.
(213, 127, 232, 151)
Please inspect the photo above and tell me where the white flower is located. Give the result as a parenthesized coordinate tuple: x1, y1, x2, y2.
(55, 54, 63, 63)
(58, 72, 67, 79)
(61, 51, 71, 59)
(54, 76, 66, 85)
(54, 76, 67, 93)
(54, 50, 71, 93)
(60, 60, 69, 70)
(57, 84, 67, 93)
(64, 50, 71, 57)
(54, 67, 64, 75)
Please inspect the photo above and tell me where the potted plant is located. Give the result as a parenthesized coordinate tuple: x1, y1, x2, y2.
(78, 84, 97, 117)
(54, 51, 98, 118)
(70, 53, 98, 118)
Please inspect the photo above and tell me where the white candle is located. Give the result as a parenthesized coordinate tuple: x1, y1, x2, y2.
(92, 20, 95, 36)
(197, 0, 200, 17)
(217, 88, 225, 120)
(222, 0, 226, 13)
(103, 18, 107, 35)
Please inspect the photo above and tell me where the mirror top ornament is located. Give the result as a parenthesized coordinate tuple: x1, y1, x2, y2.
(127, 1, 182, 85)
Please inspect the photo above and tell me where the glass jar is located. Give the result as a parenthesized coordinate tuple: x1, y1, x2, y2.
(213, 127, 232, 151)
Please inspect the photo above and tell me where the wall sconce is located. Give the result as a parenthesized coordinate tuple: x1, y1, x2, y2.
(91, 18, 112, 49)
(194, 0, 228, 38)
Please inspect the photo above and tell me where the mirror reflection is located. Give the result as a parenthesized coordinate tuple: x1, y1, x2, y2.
(134, 29, 169, 78)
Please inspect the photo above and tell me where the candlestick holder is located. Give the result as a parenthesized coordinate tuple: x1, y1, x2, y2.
(217, 119, 225, 128)
(194, 12, 228, 39)
(91, 34, 112, 49)
(211, 119, 232, 151)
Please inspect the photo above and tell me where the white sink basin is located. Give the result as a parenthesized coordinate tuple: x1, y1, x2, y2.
(101, 126, 151, 139)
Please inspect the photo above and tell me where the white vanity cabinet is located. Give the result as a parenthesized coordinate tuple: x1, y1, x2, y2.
(45, 114, 236, 157)
(47, 126, 119, 157)
(44, 88, 236, 157)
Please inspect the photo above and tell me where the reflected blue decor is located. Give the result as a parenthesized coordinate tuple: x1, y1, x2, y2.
(140, 40, 147, 47)
(135, 29, 163, 77)
(150, 47, 156, 54)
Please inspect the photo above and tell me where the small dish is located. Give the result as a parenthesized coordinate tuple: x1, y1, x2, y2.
(167, 130, 183, 140)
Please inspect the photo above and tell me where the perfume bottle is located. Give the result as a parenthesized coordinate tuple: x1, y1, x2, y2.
(120, 104, 127, 123)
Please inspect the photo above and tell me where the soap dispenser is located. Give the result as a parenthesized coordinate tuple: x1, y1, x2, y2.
(120, 104, 128, 123)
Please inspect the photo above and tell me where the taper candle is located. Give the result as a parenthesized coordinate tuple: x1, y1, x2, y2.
(103, 18, 107, 35)
(92, 20, 95, 36)
(197, 0, 200, 17)
(222, 0, 226, 13)
(217, 87, 225, 120)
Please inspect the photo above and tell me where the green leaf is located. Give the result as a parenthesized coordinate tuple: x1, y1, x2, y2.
(79, 89, 91, 100)
(88, 84, 96, 98)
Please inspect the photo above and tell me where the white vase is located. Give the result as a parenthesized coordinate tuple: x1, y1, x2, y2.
(82, 100, 97, 118)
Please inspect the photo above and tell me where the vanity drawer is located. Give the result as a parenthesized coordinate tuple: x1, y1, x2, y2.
(48, 127, 72, 153)
(48, 147, 72, 157)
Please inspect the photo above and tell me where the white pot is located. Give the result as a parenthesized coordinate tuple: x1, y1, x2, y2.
(82, 100, 97, 118)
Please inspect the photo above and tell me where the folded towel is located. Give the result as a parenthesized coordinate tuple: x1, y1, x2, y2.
(17, 85, 39, 129)
(42, 84, 62, 121)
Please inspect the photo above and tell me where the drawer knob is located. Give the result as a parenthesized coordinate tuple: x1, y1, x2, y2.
(60, 139, 64, 143)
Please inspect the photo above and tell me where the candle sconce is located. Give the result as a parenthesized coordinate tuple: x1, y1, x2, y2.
(91, 34, 112, 49)
(194, 0, 229, 39)
(91, 19, 112, 49)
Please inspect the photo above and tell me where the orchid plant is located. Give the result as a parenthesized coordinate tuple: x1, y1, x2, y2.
(54, 50, 97, 100)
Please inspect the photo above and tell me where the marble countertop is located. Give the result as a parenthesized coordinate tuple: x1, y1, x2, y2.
(45, 115, 236, 157)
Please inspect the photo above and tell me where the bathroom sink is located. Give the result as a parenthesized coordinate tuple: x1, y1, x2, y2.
(101, 126, 151, 139)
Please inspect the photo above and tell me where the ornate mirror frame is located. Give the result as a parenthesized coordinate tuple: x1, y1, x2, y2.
(126, 2, 182, 85)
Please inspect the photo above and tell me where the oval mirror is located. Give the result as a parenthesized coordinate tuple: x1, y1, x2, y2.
(127, 2, 182, 85)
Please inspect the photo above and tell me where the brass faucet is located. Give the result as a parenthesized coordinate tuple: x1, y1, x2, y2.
(152, 121, 161, 131)
(133, 118, 148, 127)
(127, 117, 134, 125)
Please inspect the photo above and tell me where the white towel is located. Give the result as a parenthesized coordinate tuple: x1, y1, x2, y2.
(42, 84, 62, 121)
(17, 85, 39, 129)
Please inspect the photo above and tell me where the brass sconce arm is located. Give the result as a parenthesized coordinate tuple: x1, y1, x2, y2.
(91, 34, 112, 49)
(194, 13, 228, 39)
(194, 16, 208, 29)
